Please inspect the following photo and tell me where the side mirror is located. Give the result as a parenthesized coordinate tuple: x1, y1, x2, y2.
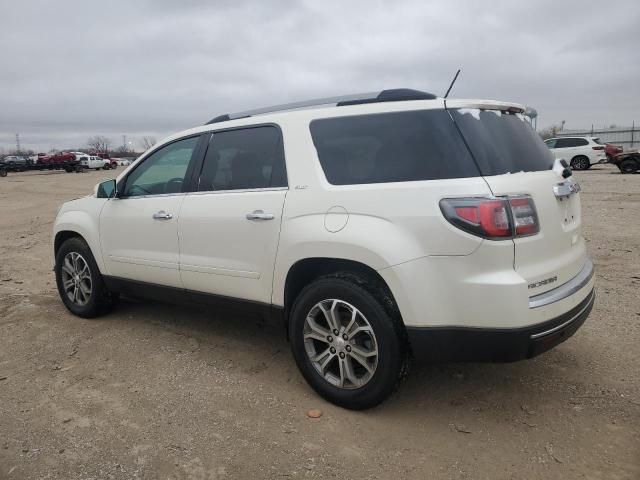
(96, 179, 117, 198)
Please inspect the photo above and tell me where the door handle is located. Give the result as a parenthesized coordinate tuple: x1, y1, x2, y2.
(152, 211, 173, 220)
(246, 210, 274, 221)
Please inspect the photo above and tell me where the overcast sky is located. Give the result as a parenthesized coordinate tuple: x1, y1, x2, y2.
(1, 0, 639, 152)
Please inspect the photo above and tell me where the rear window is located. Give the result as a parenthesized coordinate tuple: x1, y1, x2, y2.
(450, 108, 554, 176)
(310, 109, 479, 185)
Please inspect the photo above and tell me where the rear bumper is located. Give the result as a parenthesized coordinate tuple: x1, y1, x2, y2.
(407, 288, 594, 363)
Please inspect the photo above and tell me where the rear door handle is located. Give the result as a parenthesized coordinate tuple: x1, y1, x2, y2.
(152, 211, 173, 220)
(246, 210, 274, 221)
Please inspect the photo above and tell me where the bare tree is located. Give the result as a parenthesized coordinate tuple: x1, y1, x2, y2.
(140, 136, 157, 150)
(538, 125, 562, 140)
(114, 144, 136, 155)
(87, 135, 112, 153)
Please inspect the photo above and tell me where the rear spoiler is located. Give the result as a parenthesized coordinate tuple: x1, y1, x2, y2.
(444, 99, 526, 113)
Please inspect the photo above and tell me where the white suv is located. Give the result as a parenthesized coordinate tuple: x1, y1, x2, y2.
(544, 136, 606, 170)
(78, 155, 111, 170)
(53, 89, 595, 409)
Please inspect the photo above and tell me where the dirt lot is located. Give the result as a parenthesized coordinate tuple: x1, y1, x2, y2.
(0, 166, 638, 479)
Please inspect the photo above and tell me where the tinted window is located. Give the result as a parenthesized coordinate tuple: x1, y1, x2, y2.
(310, 109, 478, 185)
(545, 139, 557, 148)
(554, 138, 572, 148)
(198, 126, 286, 191)
(451, 109, 554, 175)
(123, 136, 200, 197)
(555, 137, 587, 148)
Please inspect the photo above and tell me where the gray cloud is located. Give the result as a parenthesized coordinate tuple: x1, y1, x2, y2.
(1, 0, 638, 151)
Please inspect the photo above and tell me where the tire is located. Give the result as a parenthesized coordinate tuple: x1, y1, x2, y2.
(65, 167, 73, 173)
(289, 274, 407, 410)
(0, 169, 7, 177)
(103, 165, 110, 170)
(619, 159, 638, 174)
(55, 237, 118, 318)
(570, 156, 590, 170)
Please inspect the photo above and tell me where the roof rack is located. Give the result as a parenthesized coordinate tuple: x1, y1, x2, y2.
(205, 88, 437, 125)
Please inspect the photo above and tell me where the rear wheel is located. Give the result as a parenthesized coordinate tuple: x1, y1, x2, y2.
(289, 274, 407, 409)
(0, 169, 7, 177)
(55, 237, 118, 318)
(619, 159, 638, 174)
(570, 156, 590, 170)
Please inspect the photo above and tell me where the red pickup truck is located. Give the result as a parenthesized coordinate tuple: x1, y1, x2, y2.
(96, 153, 118, 169)
(38, 152, 76, 164)
(35, 152, 81, 171)
(605, 143, 623, 162)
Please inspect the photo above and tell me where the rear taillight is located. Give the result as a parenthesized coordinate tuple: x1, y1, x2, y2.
(592, 146, 605, 150)
(440, 196, 539, 239)
(509, 197, 539, 236)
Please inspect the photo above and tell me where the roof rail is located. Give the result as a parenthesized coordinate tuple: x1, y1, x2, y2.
(205, 88, 437, 125)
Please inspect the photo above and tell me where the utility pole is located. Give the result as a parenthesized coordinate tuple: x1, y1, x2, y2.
(122, 135, 127, 152)
(15, 133, 21, 153)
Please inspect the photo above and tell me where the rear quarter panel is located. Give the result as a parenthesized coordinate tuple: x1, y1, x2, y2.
(271, 116, 493, 306)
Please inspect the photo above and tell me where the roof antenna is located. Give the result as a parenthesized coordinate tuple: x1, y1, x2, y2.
(444, 69, 461, 99)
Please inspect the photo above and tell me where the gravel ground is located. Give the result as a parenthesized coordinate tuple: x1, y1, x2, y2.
(0, 165, 638, 479)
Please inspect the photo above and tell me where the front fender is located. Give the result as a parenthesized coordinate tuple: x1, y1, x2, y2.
(53, 198, 108, 273)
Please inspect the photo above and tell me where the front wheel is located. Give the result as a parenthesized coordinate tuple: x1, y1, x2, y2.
(289, 275, 407, 410)
(55, 237, 118, 318)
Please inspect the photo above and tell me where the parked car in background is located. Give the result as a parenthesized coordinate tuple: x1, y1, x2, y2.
(39, 152, 78, 165)
(32, 153, 49, 164)
(610, 151, 639, 174)
(78, 155, 111, 170)
(95, 152, 117, 168)
(1, 155, 28, 167)
(544, 136, 606, 170)
(114, 158, 132, 166)
(604, 143, 623, 162)
(78, 155, 112, 170)
(53, 88, 595, 409)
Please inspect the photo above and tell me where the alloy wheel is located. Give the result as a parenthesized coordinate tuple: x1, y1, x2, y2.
(60, 252, 92, 306)
(303, 299, 378, 389)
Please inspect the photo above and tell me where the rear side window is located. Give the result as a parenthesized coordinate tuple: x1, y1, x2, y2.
(555, 137, 588, 148)
(310, 110, 479, 185)
(198, 126, 286, 191)
(450, 109, 554, 176)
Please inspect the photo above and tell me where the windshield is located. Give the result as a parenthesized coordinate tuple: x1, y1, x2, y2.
(449, 108, 554, 176)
